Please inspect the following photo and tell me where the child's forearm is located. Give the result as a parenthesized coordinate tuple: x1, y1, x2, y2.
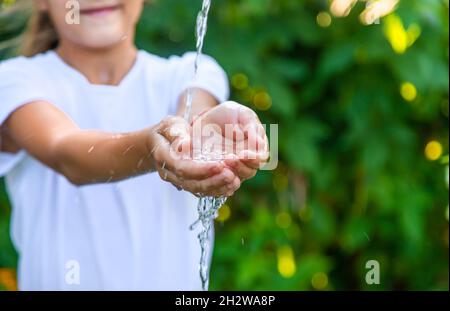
(52, 128, 155, 185)
(3, 101, 156, 185)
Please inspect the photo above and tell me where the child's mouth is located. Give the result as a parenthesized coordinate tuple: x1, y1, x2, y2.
(80, 4, 123, 17)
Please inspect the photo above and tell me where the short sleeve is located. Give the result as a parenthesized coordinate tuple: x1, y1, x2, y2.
(0, 57, 49, 176)
(168, 52, 229, 114)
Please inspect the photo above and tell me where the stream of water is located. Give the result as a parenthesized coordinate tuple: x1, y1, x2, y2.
(183, 0, 211, 123)
(184, 0, 228, 291)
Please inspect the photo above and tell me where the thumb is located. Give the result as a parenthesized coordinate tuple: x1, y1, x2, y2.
(159, 116, 192, 159)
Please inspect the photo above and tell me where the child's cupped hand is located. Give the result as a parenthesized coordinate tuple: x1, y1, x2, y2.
(150, 116, 239, 197)
(149, 102, 268, 197)
(191, 101, 269, 182)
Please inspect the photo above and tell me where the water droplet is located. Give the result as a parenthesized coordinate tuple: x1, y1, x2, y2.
(137, 157, 145, 169)
(122, 145, 135, 155)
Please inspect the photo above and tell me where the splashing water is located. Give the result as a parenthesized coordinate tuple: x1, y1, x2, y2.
(189, 194, 227, 291)
(184, 0, 228, 291)
(189, 149, 228, 291)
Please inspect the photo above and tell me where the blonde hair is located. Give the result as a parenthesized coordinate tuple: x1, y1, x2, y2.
(0, 0, 57, 57)
(20, 6, 58, 57)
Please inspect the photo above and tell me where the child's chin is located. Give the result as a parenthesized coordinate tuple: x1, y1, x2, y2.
(80, 31, 129, 49)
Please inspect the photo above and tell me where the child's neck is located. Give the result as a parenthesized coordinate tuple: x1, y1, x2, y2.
(55, 40, 138, 86)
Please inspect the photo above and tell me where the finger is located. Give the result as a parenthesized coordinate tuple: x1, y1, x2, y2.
(238, 105, 259, 127)
(223, 158, 257, 181)
(237, 117, 268, 152)
(187, 167, 235, 194)
(152, 135, 178, 173)
(158, 116, 191, 143)
(262, 134, 269, 153)
(208, 176, 241, 197)
(161, 162, 240, 197)
(160, 168, 218, 197)
(206, 184, 234, 198)
(239, 108, 267, 139)
(165, 167, 235, 195)
(158, 116, 193, 158)
(244, 131, 268, 153)
(238, 150, 270, 169)
(221, 131, 266, 156)
(157, 165, 183, 188)
(153, 133, 223, 179)
(174, 159, 225, 180)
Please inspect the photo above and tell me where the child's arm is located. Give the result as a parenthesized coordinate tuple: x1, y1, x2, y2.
(1, 100, 239, 196)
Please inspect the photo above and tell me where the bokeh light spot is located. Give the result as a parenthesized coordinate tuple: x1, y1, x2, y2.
(273, 174, 289, 192)
(317, 12, 332, 28)
(277, 246, 296, 278)
(216, 204, 231, 222)
(276, 212, 292, 229)
(311, 272, 329, 290)
(400, 82, 417, 102)
(383, 14, 420, 54)
(299, 206, 313, 222)
(383, 14, 408, 54)
(425, 141, 443, 161)
(232, 73, 249, 90)
(253, 91, 272, 111)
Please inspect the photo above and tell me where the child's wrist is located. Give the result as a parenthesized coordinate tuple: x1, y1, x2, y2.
(145, 126, 159, 172)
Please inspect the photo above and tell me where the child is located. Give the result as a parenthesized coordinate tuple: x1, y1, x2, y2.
(0, 0, 267, 290)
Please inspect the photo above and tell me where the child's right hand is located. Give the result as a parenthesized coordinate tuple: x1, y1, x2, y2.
(149, 116, 241, 197)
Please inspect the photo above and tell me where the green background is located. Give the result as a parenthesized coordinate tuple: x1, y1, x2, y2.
(0, 0, 448, 290)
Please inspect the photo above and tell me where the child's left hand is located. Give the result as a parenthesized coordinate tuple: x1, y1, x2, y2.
(191, 101, 269, 182)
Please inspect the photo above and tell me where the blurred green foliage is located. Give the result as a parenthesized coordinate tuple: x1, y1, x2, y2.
(0, 0, 448, 290)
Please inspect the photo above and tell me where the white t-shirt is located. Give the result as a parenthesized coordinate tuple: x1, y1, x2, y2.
(0, 50, 229, 290)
